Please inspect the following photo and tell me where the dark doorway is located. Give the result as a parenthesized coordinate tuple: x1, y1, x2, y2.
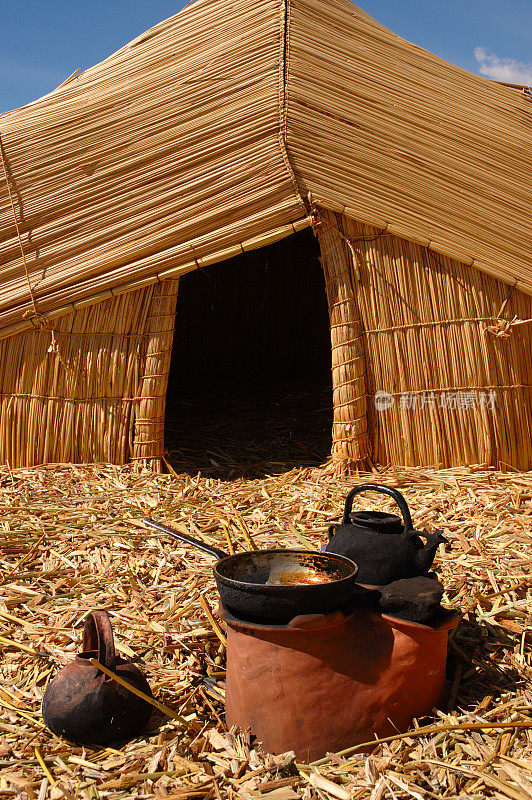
(164, 227, 333, 478)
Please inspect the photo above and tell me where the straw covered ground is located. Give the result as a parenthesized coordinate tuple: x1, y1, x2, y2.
(1, 461, 531, 800)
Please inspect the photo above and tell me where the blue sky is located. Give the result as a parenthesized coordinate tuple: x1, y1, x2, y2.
(1, 0, 531, 113)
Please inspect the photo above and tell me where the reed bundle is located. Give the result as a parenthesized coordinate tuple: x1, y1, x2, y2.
(0, 462, 530, 798)
(316, 209, 369, 472)
(132, 280, 179, 471)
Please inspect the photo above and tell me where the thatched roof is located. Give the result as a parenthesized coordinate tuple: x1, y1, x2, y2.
(1, 0, 530, 337)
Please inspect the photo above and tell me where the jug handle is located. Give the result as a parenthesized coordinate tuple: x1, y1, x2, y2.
(82, 610, 116, 672)
(342, 483, 413, 533)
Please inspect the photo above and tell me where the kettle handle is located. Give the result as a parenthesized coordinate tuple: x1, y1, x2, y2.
(82, 610, 116, 672)
(342, 483, 413, 532)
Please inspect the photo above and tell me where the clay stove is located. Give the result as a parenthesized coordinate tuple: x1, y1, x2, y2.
(220, 601, 459, 762)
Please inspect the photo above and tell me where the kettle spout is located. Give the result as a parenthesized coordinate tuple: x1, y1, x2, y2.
(415, 529, 447, 572)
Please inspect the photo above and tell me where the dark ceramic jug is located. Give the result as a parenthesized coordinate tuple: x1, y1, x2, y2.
(42, 610, 153, 744)
(326, 483, 446, 585)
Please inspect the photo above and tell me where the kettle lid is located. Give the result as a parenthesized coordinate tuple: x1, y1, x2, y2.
(349, 510, 404, 534)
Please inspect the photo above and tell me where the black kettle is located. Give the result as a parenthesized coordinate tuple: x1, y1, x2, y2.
(326, 484, 446, 586)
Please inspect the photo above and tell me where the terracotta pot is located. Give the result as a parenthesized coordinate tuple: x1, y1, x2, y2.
(221, 603, 459, 762)
(42, 610, 153, 744)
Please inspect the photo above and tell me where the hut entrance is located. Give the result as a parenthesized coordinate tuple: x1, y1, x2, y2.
(164, 228, 333, 478)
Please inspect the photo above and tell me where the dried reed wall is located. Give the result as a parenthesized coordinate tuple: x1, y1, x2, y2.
(0, 282, 178, 469)
(324, 211, 532, 470)
(0, 210, 529, 473)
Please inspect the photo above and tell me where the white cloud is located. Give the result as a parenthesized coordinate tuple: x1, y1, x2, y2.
(474, 46, 532, 85)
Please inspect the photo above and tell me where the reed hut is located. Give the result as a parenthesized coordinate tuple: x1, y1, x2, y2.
(0, 0, 530, 472)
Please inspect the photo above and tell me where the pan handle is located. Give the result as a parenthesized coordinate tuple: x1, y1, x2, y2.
(142, 518, 228, 561)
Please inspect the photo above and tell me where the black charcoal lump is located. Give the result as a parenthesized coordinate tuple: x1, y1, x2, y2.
(377, 576, 445, 625)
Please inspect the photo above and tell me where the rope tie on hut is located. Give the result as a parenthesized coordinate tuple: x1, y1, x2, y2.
(480, 290, 532, 335)
(48, 330, 152, 339)
(334, 355, 365, 371)
(311, 204, 388, 279)
(328, 297, 359, 310)
(371, 384, 531, 397)
(483, 315, 532, 336)
(0, 133, 73, 371)
(129, 436, 165, 449)
(329, 332, 363, 345)
(134, 414, 166, 426)
(140, 347, 174, 357)
(365, 317, 486, 334)
(4, 386, 525, 404)
(0, 393, 156, 402)
(0, 134, 42, 329)
(334, 372, 365, 389)
(333, 397, 368, 410)
(333, 311, 532, 340)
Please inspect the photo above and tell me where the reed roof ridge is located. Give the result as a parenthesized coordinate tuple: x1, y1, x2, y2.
(278, 0, 309, 217)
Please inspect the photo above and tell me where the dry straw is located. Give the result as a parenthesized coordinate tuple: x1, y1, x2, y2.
(0, 461, 530, 799)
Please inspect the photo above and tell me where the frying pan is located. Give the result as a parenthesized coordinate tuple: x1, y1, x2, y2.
(143, 518, 360, 624)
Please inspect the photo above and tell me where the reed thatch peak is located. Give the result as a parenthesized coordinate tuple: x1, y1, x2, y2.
(1, 0, 531, 338)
